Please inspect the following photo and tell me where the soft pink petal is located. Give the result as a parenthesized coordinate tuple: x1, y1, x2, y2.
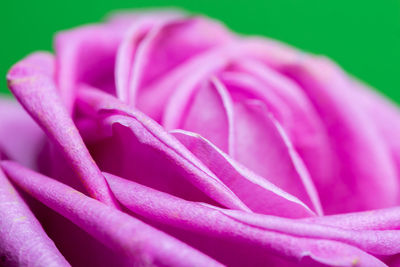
(223, 60, 334, 210)
(77, 87, 250, 211)
(114, 15, 182, 102)
(0, 168, 70, 266)
(232, 99, 322, 214)
(179, 77, 234, 153)
(220, 209, 400, 256)
(301, 206, 400, 231)
(172, 129, 315, 218)
(136, 42, 238, 122)
(241, 38, 400, 213)
(126, 17, 232, 106)
(55, 23, 128, 111)
(105, 172, 386, 266)
(7, 53, 118, 207)
(0, 97, 44, 168)
(1, 160, 222, 267)
(351, 79, 400, 180)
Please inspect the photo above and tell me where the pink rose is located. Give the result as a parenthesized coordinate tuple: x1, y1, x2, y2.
(1, 10, 400, 266)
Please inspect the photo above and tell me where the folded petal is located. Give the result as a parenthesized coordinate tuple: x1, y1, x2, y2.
(0, 168, 69, 266)
(136, 43, 238, 122)
(124, 17, 232, 106)
(0, 97, 44, 168)
(178, 77, 234, 154)
(105, 172, 386, 266)
(1, 160, 222, 267)
(7, 53, 118, 207)
(241, 38, 400, 213)
(77, 87, 250, 212)
(223, 60, 334, 210)
(172, 129, 315, 218)
(55, 22, 130, 111)
(232, 99, 322, 214)
(351, 79, 400, 179)
(302, 206, 400, 230)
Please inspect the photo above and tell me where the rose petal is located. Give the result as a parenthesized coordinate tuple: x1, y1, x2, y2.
(224, 60, 334, 210)
(55, 23, 129, 110)
(1, 160, 222, 267)
(351, 79, 400, 179)
(179, 77, 234, 154)
(136, 42, 238, 122)
(125, 17, 232, 106)
(220, 209, 400, 255)
(77, 87, 250, 212)
(7, 53, 118, 207)
(105, 172, 386, 266)
(0, 97, 44, 168)
(232, 99, 322, 214)
(301, 206, 400, 231)
(242, 38, 400, 213)
(171, 129, 315, 218)
(0, 168, 70, 266)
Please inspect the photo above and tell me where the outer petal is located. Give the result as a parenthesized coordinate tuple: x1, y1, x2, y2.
(1, 161, 222, 267)
(55, 23, 128, 110)
(241, 38, 400, 213)
(105, 172, 386, 266)
(77, 87, 250, 212)
(0, 168, 69, 266)
(125, 17, 232, 106)
(172, 129, 315, 218)
(301, 206, 400, 231)
(351, 79, 400, 179)
(7, 53, 118, 207)
(0, 97, 44, 168)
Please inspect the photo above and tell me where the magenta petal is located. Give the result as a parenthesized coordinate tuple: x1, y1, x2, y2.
(172, 129, 315, 218)
(55, 23, 129, 110)
(351, 79, 400, 180)
(232, 99, 322, 214)
(7, 53, 118, 207)
(1, 160, 222, 267)
(77, 88, 249, 211)
(0, 168, 70, 266)
(301, 206, 400, 230)
(136, 43, 236, 122)
(219, 209, 400, 256)
(105, 172, 386, 266)
(241, 38, 399, 213)
(0, 97, 44, 168)
(179, 77, 234, 153)
(125, 17, 232, 106)
(114, 16, 178, 102)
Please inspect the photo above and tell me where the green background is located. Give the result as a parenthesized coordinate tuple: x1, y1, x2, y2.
(1, 0, 400, 103)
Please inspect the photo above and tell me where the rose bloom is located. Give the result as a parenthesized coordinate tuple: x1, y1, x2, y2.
(1, 10, 400, 267)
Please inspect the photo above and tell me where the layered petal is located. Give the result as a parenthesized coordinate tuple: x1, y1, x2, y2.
(232, 99, 322, 214)
(350, 79, 400, 179)
(105, 172, 386, 266)
(0, 168, 69, 266)
(7, 53, 118, 207)
(77, 87, 250, 211)
(241, 38, 400, 213)
(117, 16, 231, 105)
(0, 97, 44, 168)
(55, 23, 129, 110)
(1, 161, 222, 267)
(172, 129, 315, 218)
(178, 77, 234, 154)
